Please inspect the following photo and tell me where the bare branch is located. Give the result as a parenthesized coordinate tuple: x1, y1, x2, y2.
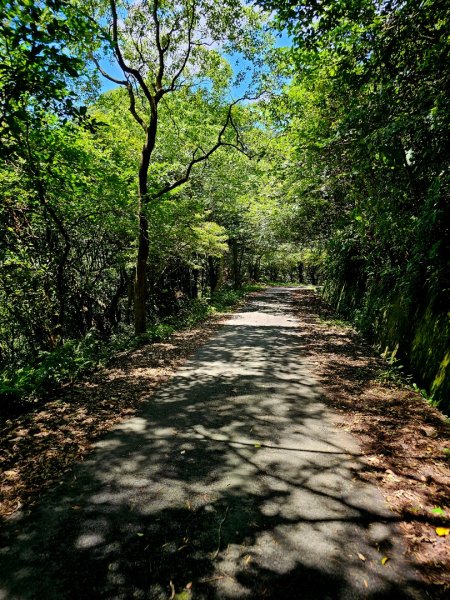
(92, 47, 147, 132)
(220, 141, 252, 156)
(165, 0, 196, 94)
(110, 0, 154, 105)
(91, 55, 127, 86)
(152, 0, 165, 91)
(130, 36, 148, 75)
(228, 112, 247, 152)
(127, 82, 147, 131)
(150, 99, 250, 201)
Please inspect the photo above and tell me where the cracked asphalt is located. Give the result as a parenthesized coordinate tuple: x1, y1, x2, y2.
(0, 288, 426, 599)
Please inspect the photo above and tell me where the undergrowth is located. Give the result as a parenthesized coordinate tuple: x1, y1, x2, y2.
(315, 297, 441, 410)
(318, 316, 352, 329)
(374, 353, 440, 407)
(0, 284, 263, 417)
(376, 355, 414, 388)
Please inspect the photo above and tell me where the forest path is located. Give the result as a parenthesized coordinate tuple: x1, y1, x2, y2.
(0, 288, 425, 599)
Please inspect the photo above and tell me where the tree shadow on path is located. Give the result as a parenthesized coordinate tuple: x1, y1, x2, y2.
(0, 289, 428, 599)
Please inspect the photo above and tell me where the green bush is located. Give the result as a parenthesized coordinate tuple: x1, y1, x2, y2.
(0, 332, 103, 406)
(210, 284, 263, 311)
(1, 285, 264, 413)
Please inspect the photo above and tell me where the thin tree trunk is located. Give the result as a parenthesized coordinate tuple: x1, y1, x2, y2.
(230, 239, 241, 289)
(208, 256, 219, 293)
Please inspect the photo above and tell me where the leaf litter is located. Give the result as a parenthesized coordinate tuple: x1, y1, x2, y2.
(0, 310, 235, 519)
(292, 289, 450, 596)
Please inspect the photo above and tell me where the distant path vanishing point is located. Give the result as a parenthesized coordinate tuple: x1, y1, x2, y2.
(0, 288, 426, 599)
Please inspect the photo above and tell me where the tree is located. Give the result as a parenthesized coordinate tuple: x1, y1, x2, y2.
(262, 0, 450, 409)
(0, 113, 134, 363)
(93, 0, 269, 333)
(0, 0, 97, 154)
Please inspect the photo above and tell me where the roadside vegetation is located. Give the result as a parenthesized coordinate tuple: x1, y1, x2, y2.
(1, 1, 449, 412)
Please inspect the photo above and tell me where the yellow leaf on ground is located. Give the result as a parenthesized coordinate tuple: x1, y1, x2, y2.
(381, 557, 389, 565)
(254, 443, 261, 448)
(436, 527, 450, 536)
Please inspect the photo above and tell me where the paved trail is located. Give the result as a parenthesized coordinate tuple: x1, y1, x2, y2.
(0, 289, 425, 599)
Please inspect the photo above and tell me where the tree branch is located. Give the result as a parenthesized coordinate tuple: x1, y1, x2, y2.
(110, 0, 154, 105)
(152, 0, 165, 91)
(151, 99, 250, 201)
(165, 0, 196, 94)
(91, 56, 127, 86)
(126, 82, 147, 131)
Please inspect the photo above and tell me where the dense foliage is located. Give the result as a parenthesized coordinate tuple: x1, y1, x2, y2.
(263, 0, 450, 409)
(1, 0, 449, 411)
(0, 1, 289, 409)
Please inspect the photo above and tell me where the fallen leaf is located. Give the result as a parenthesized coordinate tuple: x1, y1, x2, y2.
(431, 507, 445, 516)
(381, 557, 389, 565)
(363, 580, 368, 588)
(136, 532, 144, 537)
(436, 528, 450, 536)
(357, 552, 366, 562)
(254, 443, 261, 448)
(243, 554, 252, 564)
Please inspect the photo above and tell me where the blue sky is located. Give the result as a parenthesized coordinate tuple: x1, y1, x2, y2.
(98, 29, 292, 96)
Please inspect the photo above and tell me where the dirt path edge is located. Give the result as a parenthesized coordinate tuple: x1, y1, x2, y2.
(291, 288, 450, 597)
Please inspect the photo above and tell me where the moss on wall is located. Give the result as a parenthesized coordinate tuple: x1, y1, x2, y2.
(323, 281, 450, 414)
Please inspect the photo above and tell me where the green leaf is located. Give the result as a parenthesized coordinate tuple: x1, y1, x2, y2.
(431, 507, 445, 516)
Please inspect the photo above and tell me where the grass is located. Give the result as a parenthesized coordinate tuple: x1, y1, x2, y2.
(375, 356, 414, 388)
(317, 316, 353, 329)
(372, 353, 441, 409)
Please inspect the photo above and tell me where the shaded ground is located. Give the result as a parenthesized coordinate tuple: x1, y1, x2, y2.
(0, 310, 235, 518)
(0, 288, 434, 599)
(291, 289, 450, 596)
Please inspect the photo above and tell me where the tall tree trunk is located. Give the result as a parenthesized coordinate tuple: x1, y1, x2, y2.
(134, 118, 155, 334)
(134, 212, 149, 334)
(106, 270, 128, 328)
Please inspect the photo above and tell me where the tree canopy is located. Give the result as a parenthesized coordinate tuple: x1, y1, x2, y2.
(1, 0, 449, 411)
